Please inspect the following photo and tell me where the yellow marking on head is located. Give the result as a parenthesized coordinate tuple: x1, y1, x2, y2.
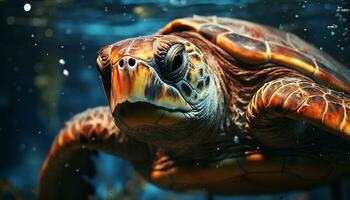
(186, 67, 198, 85)
(130, 64, 153, 99)
(188, 53, 203, 67)
(185, 42, 195, 53)
(157, 85, 191, 111)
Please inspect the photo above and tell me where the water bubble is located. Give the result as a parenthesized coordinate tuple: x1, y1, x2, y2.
(62, 69, 69, 77)
(30, 34, 34, 38)
(233, 135, 240, 144)
(330, 31, 335, 36)
(24, 3, 31, 12)
(59, 59, 65, 65)
(64, 163, 69, 168)
(327, 24, 338, 29)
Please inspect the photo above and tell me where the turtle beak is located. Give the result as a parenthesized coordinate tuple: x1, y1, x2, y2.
(107, 56, 191, 128)
(109, 56, 191, 112)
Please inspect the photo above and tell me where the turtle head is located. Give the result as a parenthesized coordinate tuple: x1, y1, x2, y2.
(96, 35, 222, 147)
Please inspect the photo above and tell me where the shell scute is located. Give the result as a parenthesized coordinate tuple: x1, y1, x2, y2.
(159, 16, 350, 94)
(268, 42, 315, 76)
(199, 24, 229, 42)
(217, 32, 268, 64)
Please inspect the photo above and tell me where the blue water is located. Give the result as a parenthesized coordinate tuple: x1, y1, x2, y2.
(1, 0, 349, 199)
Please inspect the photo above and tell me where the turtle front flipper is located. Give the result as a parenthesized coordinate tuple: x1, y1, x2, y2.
(38, 106, 149, 200)
(246, 77, 350, 148)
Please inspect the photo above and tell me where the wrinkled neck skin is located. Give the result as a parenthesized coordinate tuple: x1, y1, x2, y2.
(143, 68, 227, 154)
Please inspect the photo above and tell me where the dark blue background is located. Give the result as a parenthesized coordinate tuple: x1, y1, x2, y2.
(1, 0, 349, 199)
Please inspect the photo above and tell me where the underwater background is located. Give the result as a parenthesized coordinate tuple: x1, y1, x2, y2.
(1, 0, 350, 199)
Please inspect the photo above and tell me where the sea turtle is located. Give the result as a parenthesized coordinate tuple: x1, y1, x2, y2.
(38, 16, 350, 199)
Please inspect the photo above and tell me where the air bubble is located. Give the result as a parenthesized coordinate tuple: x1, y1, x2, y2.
(24, 3, 31, 12)
(59, 59, 65, 65)
(62, 69, 69, 76)
(233, 135, 240, 144)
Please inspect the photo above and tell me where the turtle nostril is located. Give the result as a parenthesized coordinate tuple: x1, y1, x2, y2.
(128, 58, 136, 67)
(118, 59, 124, 68)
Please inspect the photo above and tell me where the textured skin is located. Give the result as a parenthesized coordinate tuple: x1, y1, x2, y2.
(38, 107, 149, 200)
(159, 16, 350, 94)
(246, 77, 350, 146)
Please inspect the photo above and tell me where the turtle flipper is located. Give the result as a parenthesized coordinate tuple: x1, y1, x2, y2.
(38, 106, 149, 200)
(246, 77, 350, 147)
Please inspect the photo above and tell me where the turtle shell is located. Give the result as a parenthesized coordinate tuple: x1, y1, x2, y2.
(159, 16, 350, 94)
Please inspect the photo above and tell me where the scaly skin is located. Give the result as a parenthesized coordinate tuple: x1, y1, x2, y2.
(38, 107, 149, 200)
(247, 77, 350, 148)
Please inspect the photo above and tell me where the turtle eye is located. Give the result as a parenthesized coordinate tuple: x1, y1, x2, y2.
(162, 43, 187, 82)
